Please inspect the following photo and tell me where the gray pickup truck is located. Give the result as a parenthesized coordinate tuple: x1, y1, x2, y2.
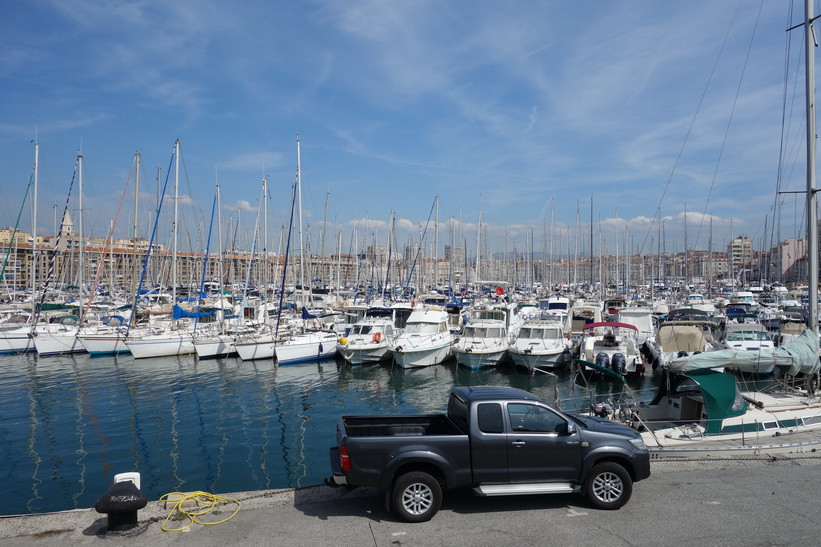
(329, 385, 651, 522)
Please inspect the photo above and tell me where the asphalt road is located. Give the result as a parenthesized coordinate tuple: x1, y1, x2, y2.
(2, 456, 820, 546)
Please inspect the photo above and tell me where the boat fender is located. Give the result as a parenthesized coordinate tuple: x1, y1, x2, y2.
(338, 337, 348, 346)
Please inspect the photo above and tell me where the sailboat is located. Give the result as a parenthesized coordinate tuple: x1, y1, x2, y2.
(0, 142, 38, 354)
(274, 138, 338, 365)
(77, 152, 141, 355)
(125, 140, 196, 358)
(31, 152, 88, 356)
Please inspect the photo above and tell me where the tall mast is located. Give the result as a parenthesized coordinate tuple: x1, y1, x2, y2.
(172, 139, 180, 306)
(475, 195, 482, 284)
(805, 0, 818, 333)
(78, 152, 84, 312)
(31, 141, 38, 316)
(133, 152, 140, 298)
(296, 137, 308, 307)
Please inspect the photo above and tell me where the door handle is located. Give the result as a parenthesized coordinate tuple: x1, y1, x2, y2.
(511, 441, 526, 446)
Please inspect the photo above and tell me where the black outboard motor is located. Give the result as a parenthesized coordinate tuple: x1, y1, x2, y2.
(595, 352, 610, 370)
(611, 353, 626, 375)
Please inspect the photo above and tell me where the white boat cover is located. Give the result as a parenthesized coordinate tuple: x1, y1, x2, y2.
(668, 328, 820, 376)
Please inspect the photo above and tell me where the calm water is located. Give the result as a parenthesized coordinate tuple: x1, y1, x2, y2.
(0, 352, 657, 516)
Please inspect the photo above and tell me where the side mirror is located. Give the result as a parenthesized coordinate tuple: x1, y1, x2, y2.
(556, 421, 576, 435)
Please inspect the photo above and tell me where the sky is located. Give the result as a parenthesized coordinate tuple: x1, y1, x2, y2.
(0, 1, 815, 259)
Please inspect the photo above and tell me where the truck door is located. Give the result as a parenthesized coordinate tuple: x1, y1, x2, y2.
(506, 403, 582, 482)
(470, 402, 509, 484)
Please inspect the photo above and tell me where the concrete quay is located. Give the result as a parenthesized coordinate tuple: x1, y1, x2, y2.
(1, 455, 820, 546)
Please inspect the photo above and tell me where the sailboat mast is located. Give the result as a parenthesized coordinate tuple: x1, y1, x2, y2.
(78, 152, 84, 312)
(805, 0, 818, 333)
(296, 137, 308, 307)
(172, 139, 180, 305)
(32, 142, 38, 317)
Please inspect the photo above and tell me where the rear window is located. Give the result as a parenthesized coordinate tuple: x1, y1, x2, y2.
(447, 393, 468, 432)
(477, 403, 504, 433)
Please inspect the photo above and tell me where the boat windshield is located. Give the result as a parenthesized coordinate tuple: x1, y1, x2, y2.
(353, 325, 372, 335)
(405, 322, 442, 334)
(726, 331, 771, 342)
(520, 327, 562, 340)
(464, 327, 504, 338)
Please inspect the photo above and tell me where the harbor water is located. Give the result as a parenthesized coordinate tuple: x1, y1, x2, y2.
(0, 352, 658, 516)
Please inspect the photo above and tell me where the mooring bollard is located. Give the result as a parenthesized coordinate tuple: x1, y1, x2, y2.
(94, 476, 148, 531)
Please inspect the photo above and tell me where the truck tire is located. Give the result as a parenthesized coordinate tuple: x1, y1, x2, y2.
(391, 471, 442, 522)
(584, 462, 632, 510)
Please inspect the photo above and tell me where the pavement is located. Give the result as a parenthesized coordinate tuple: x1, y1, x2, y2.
(2, 454, 821, 546)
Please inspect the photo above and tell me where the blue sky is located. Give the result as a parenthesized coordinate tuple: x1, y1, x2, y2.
(0, 1, 814, 258)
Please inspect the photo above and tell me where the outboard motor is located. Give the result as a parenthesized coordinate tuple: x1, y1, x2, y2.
(611, 353, 626, 375)
(595, 352, 610, 370)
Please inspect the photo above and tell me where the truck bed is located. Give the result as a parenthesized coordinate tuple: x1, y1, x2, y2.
(341, 414, 464, 437)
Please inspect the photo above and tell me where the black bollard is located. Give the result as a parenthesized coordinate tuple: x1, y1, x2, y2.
(94, 480, 148, 531)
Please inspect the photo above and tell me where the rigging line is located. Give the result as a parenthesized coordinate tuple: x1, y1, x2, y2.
(693, 0, 766, 250)
(128, 150, 175, 332)
(0, 173, 33, 284)
(638, 0, 746, 255)
(769, 1, 799, 256)
(80, 157, 134, 325)
(403, 197, 437, 296)
(35, 161, 78, 324)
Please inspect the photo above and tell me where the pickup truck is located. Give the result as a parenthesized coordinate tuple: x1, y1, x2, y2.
(329, 385, 650, 522)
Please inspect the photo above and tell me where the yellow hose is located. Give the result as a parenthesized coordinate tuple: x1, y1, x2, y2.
(158, 491, 241, 532)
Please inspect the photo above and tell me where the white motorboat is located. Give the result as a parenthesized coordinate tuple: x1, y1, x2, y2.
(389, 307, 454, 368)
(454, 319, 510, 370)
(455, 299, 525, 370)
(508, 319, 571, 372)
(578, 321, 645, 376)
(608, 330, 821, 458)
(336, 308, 397, 365)
(647, 320, 720, 371)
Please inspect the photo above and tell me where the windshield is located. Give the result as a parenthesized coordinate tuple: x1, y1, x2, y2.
(726, 331, 771, 342)
(405, 322, 441, 334)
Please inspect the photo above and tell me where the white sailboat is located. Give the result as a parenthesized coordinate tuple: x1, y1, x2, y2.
(126, 140, 196, 358)
(32, 152, 87, 356)
(0, 143, 37, 354)
(273, 138, 338, 365)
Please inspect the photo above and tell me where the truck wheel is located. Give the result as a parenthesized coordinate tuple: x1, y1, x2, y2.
(391, 471, 442, 522)
(584, 462, 632, 510)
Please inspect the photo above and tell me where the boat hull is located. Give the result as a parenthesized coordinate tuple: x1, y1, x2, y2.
(194, 336, 236, 359)
(391, 343, 454, 368)
(336, 343, 391, 365)
(125, 335, 195, 359)
(509, 348, 569, 371)
(77, 335, 130, 355)
(0, 328, 33, 354)
(276, 332, 338, 365)
(32, 332, 86, 356)
(455, 348, 508, 370)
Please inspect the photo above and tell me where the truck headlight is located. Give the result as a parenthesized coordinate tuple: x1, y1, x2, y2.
(629, 437, 647, 451)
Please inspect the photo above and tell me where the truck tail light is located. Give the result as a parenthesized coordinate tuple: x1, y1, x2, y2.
(340, 445, 351, 472)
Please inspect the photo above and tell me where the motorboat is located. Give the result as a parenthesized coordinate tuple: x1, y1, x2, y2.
(578, 321, 645, 376)
(336, 307, 397, 365)
(389, 307, 454, 368)
(508, 319, 571, 372)
(607, 330, 821, 457)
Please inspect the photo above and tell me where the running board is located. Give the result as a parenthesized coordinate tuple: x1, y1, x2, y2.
(474, 483, 577, 496)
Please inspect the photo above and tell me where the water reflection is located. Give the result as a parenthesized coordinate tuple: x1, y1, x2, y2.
(0, 352, 659, 516)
